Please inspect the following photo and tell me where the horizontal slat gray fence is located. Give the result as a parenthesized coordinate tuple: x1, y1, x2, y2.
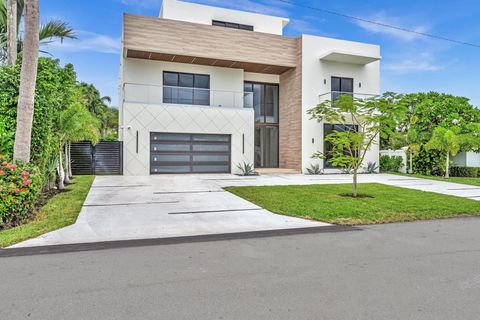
(71, 141, 123, 175)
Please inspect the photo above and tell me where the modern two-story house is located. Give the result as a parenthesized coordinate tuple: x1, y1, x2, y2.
(119, 0, 381, 175)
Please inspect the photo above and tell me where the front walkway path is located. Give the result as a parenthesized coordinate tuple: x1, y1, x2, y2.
(11, 173, 480, 248)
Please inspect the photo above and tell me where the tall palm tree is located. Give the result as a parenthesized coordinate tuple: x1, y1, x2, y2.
(12, 0, 38, 162)
(0, 0, 75, 64)
(6, 0, 16, 65)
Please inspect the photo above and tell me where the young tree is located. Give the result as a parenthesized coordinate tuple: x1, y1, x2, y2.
(425, 127, 461, 179)
(57, 102, 99, 189)
(6, 0, 16, 65)
(426, 124, 480, 178)
(12, 0, 38, 163)
(308, 93, 405, 197)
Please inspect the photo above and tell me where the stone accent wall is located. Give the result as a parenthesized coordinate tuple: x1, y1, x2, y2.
(279, 37, 302, 171)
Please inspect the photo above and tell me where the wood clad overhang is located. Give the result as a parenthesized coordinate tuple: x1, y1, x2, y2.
(123, 14, 298, 75)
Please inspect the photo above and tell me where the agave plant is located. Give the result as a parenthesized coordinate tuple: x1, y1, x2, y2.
(306, 163, 324, 175)
(365, 161, 379, 174)
(236, 162, 256, 176)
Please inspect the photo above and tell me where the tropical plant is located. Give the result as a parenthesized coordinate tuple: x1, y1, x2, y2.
(306, 163, 324, 175)
(12, 0, 39, 163)
(425, 127, 462, 179)
(237, 162, 256, 176)
(57, 102, 100, 189)
(365, 161, 378, 174)
(308, 92, 406, 197)
(0, 0, 76, 64)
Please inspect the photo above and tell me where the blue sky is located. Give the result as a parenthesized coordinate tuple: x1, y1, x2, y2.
(41, 0, 480, 107)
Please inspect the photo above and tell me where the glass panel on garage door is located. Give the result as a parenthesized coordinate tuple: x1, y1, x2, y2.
(150, 133, 231, 174)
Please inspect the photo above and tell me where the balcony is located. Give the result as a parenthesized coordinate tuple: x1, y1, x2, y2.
(123, 83, 253, 109)
(319, 91, 379, 102)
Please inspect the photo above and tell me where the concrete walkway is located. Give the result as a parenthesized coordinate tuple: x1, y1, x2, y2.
(11, 173, 480, 248)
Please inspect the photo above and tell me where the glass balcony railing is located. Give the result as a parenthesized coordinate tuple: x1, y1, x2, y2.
(123, 83, 253, 109)
(319, 91, 379, 102)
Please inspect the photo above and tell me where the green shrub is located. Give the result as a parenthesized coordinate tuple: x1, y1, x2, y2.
(450, 166, 479, 178)
(380, 155, 404, 172)
(0, 158, 43, 229)
(412, 147, 444, 176)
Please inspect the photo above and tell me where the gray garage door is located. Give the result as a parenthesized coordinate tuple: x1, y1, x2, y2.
(150, 133, 231, 174)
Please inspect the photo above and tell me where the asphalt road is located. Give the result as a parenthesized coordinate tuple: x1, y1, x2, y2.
(1, 218, 480, 320)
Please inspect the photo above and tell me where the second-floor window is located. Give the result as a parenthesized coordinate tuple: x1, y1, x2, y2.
(163, 71, 210, 105)
(212, 20, 254, 31)
(331, 76, 353, 101)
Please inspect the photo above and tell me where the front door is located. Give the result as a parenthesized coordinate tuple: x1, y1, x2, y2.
(244, 82, 279, 168)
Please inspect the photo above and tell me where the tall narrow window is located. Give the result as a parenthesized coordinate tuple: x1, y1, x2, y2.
(163, 71, 210, 105)
(331, 76, 353, 101)
(323, 124, 358, 168)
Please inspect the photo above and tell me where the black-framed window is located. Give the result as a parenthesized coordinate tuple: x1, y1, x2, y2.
(331, 76, 353, 101)
(163, 71, 210, 105)
(244, 82, 279, 124)
(212, 20, 254, 31)
(323, 123, 358, 168)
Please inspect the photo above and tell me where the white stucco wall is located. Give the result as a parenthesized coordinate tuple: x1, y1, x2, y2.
(454, 152, 480, 167)
(300, 34, 381, 173)
(122, 102, 254, 175)
(160, 0, 288, 35)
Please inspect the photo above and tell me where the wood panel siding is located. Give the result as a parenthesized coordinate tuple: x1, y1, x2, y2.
(123, 14, 297, 74)
(279, 38, 302, 170)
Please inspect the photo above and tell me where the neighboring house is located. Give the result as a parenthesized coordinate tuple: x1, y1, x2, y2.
(453, 152, 480, 167)
(119, 0, 381, 175)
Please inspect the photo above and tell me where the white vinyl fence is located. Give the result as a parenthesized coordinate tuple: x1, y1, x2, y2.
(379, 149, 407, 173)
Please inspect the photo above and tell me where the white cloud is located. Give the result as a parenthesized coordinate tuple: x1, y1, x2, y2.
(46, 31, 120, 54)
(287, 17, 326, 36)
(355, 12, 429, 41)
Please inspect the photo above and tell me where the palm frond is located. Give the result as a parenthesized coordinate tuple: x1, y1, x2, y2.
(39, 20, 76, 43)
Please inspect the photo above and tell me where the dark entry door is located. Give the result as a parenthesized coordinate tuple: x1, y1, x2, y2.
(150, 133, 231, 174)
(244, 82, 279, 168)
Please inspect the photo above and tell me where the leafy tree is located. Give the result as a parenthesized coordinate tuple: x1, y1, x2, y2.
(308, 92, 406, 197)
(0, 0, 76, 64)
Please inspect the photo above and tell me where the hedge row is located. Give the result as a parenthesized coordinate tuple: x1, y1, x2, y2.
(450, 166, 480, 178)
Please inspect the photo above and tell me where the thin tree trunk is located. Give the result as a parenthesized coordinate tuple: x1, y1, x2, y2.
(352, 168, 358, 197)
(64, 143, 70, 184)
(68, 142, 73, 178)
(7, 0, 17, 65)
(57, 149, 65, 190)
(409, 151, 413, 174)
(445, 152, 450, 179)
(12, 0, 39, 163)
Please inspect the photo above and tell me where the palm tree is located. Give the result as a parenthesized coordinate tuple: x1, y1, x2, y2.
(6, 0, 16, 65)
(0, 0, 76, 64)
(12, 0, 38, 163)
(57, 102, 99, 189)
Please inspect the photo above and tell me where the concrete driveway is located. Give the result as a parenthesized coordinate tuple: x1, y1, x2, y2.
(13, 174, 330, 247)
(12, 173, 480, 248)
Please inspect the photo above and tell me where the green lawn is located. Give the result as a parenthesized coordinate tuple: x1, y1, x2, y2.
(225, 183, 480, 225)
(392, 172, 480, 187)
(0, 175, 94, 248)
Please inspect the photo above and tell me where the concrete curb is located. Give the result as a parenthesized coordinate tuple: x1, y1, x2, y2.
(0, 225, 359, 258)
